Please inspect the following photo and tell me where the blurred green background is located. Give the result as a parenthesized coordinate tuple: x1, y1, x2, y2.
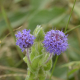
(0, 0, 80, 80)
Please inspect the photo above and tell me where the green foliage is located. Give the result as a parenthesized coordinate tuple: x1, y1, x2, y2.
(23, 56, 35, 72)
(31, 55, 42, 70)
(43, 59, 52, 71)
(38, 67, 46, 80)
(30, 44, 38, 60)
(23, 26, 52, 80)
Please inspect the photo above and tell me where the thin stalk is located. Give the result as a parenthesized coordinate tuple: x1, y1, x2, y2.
(26, 48, 31, 64)
(0, 4, 23, 59)
(64, 0, 76, 33)
(65, 1, 76, 79)
(49, 56, 59, 80)
(0, 5, 15, 40)
(66, 25, 80, 34)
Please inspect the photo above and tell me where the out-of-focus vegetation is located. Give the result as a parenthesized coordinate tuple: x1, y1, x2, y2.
(0, 0, 80, 80)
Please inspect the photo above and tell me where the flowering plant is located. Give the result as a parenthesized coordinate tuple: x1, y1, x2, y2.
(15, 25, 68, 80)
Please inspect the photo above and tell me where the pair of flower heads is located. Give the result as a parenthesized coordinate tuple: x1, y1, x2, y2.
(15, 26, 68, 55)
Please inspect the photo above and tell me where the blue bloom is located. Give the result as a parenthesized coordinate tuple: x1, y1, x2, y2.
(43, 30, 68, 55)
(15, 29, 35, 52)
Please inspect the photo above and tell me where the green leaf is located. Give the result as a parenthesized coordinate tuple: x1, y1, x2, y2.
(25, 76, 29, 80)
(39, 53, 52, 71)
(27, 72, 36, 80)
(38, 67, 46, 80)
(23, 56, 27, 63)
(33, 25, 45, 41)
(30, 44, 39, 61)
(25, 75, 35, 80)
(33, 25, 41, 37)
(23, 56, 35, 72)
(31, 54, 43, 70)
(43, 59, 52, 71)
(36, 43, 43, 55)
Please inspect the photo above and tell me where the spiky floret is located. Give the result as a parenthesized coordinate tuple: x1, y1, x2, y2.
(15, 29, 35, 52)
(43, 30, 68, 55)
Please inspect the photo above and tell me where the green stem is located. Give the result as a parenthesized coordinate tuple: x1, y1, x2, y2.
(64, 0, 76, 33)
(0, 4, 23, 59)
(26, 48, 31, 64)
(1, 5, 15, 39)
(49, 56, 59, 80)
(66, 25, 80, 34)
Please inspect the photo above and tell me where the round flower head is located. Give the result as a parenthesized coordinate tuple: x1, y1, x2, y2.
(43, 30, 68, 55)
(15, 29, 35, 52)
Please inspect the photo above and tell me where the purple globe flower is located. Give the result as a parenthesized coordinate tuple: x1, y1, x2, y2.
(43, 30, 68, 55)
(15, 29, 35, 52)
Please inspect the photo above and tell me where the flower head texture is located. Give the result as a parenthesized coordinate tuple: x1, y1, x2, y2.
(15, 29, 35, 52)
(43, 30, 68, 55)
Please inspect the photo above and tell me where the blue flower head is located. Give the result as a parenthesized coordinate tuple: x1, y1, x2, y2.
(43, 30, 68, 55)
(15, 29, 35, 52)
